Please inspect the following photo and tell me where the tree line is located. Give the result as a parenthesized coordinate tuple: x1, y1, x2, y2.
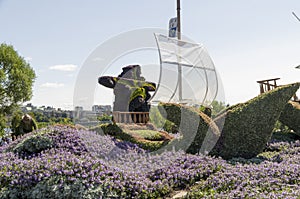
(0, 43, 36, 137)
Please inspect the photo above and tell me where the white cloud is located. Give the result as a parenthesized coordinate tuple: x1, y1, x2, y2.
(40, 82, 64, 88)
(49, 64, 77, 71)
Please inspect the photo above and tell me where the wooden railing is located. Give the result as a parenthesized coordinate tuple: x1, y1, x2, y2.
(112, 111, 150, 124)
(257, 77, 299, 102)
(257, 78, 280, 94)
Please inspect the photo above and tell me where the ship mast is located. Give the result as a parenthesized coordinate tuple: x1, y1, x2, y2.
(177, 0, 183, 101)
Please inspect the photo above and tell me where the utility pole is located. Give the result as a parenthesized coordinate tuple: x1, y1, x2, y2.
(177, 0, 183, 101)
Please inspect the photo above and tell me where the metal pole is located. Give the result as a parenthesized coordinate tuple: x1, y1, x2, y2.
(177, 0, 183, 101)
(177, 0, 181, 40)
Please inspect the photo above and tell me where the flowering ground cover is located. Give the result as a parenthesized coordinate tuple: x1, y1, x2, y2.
(186, 133, 300, 198)
(0, 125, 299, 198)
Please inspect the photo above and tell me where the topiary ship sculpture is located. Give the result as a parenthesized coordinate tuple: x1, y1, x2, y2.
(98, 65, 300, 159)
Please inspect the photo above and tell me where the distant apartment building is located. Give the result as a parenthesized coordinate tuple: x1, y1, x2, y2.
(74, 106, 84, 119)
(20, 104, 111, 123)
(92, 105, 112, 116)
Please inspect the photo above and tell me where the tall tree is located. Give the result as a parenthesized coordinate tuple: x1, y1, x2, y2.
(0, 43, 36, 136)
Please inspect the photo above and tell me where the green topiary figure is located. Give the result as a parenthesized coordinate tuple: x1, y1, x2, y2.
(18, 114, 38, 135)
(211, 82, 300, 159)
(279, 101, 300, 136)
(11, 113, 38, 140)
(98, 65, 156, 113)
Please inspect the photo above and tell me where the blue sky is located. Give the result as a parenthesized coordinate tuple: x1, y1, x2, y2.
(0, 0, 299, 110)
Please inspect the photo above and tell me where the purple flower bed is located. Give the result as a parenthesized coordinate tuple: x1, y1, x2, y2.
(0, 125, 299, 198)
(187, 140, 300, 198)
(0, 126, 224, 198)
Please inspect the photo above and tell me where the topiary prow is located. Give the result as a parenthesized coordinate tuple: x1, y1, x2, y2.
(211, 82, 300, 159)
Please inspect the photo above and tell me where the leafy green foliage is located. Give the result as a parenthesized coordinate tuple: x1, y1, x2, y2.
(13, 133, 53, 155)
(49, 117, 73, 125)
(22, 176, 90, 199)
(97, 114, 112, 122)
(10, 111, 23, 136)
(31, 111, 50, 123)
(26, 111, 74, 128)
(210, 100, 227, 118)
(0, 115, 6, 137)
(0, 43, 36, 131)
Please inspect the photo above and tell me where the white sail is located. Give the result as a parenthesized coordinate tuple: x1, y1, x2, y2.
(152, 34, 218, 106)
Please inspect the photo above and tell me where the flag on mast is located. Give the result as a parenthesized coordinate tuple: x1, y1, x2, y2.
(169, 17, 177, 38)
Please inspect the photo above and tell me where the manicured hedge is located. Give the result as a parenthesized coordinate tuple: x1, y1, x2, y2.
(279, 101, 300, 136)
(211, 83, 300, 159)
(158, 103, 220, 154)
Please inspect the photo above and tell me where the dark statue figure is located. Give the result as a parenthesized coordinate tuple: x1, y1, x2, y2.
(98, 65, 156, 115)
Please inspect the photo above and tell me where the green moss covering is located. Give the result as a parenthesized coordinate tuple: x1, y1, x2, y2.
(127, 129, 164, 141)
(92, 123, 172, 151)
(279, 101, 300, 136)
(211, 82, 300, 159)
(158, 103, 220, 154)
(92, 123, 133, 142)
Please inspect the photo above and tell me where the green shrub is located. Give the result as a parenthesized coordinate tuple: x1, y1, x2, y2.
(211, 82, 300, 159)
(279, 101, 300, 136)
(97, 114, 112, 122)
(10, 111, 23, 137)
(13, 133, 53, 155)
(1, 176, 103, 199)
